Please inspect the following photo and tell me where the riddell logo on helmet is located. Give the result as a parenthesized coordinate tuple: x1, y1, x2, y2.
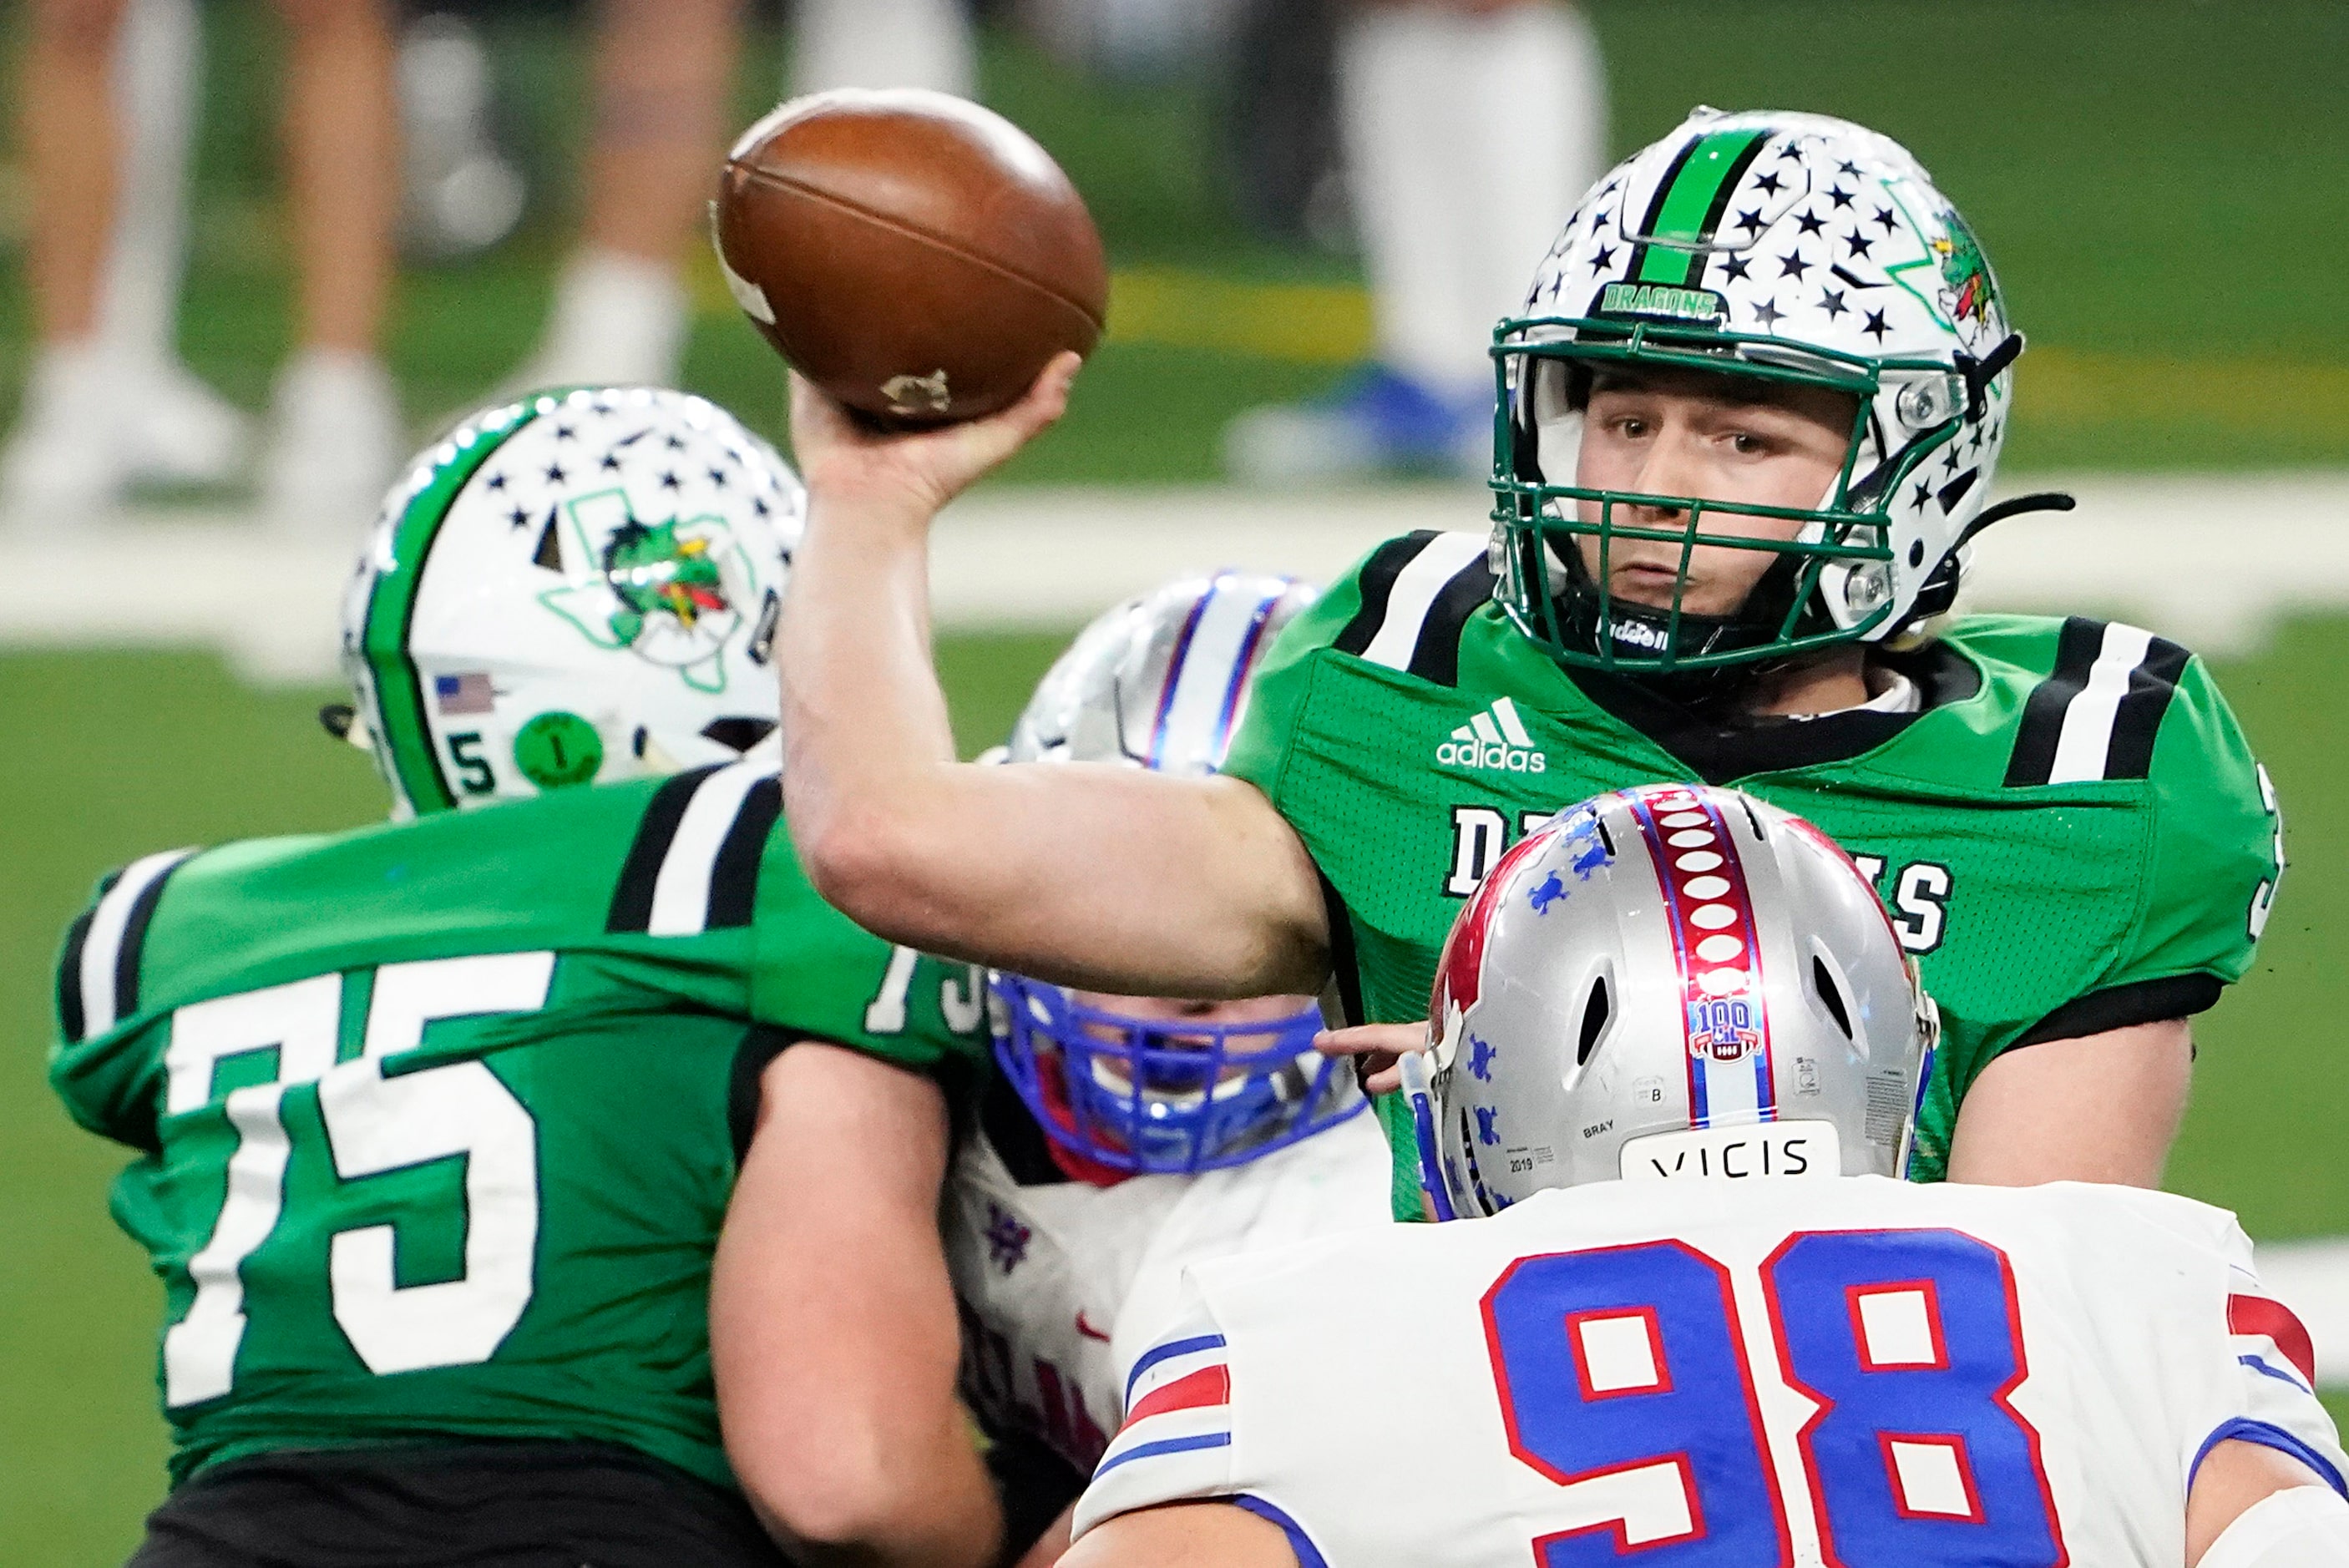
(1608, 619, 1670, 652)
(1437, 697, 1547, 773)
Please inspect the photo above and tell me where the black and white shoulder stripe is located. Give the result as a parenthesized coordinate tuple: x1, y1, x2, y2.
(57, 847, 198, 1043)
(2005, 618, 2193, 787)
(1331, 531, 1496, 687)
(607, 759, 783, 936)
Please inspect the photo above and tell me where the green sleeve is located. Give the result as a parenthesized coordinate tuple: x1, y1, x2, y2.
(48, 872, 165, 1151)
(747, 833, 989, 1074)
(2106, 655, 2280, 994)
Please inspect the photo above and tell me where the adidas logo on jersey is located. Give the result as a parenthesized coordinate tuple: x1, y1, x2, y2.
(1437, 697, 1547, 773)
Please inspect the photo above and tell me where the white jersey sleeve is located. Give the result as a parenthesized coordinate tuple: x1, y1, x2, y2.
(1079, 1284, 1241, 1525)
(2201, 1219, 2341, 1494)
(1071, 1176, 2346, 1568)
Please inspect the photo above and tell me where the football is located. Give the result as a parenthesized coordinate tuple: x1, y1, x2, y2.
(713, 89, 1109, 427)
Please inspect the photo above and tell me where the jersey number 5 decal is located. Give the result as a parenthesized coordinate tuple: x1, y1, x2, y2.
(162, 952, 554, 1406)
(1482, 1232, 2066, 1566)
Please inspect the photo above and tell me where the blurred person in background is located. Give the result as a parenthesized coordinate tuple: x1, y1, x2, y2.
(1228, 0, 1606, 483)
(499, 0, 976, 395)
(3, 0, 403, 532)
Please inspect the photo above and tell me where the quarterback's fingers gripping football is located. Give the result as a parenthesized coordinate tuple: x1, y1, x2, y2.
(787, 352, 1080, 521)
(1315, 1020, 1429, 1095)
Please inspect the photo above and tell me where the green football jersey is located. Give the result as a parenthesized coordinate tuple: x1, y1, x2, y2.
(1223, 533, 2283, 1217)
(50, 760, 987, 1489)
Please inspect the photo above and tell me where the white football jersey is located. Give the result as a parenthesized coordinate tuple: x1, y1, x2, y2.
(947, 1090, 1392, 1473)
(1076, 1176, 2343, 1568)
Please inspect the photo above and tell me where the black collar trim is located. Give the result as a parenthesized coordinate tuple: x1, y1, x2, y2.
(1564, 642, 1982, 786)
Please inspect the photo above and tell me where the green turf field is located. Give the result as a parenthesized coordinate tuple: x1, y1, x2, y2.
(4, 3, 2347, 1559)
(3, 618, 2344, 1562)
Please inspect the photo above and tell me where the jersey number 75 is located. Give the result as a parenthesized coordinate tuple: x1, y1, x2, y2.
(1483, 1232, 2066, 1566)
(161, 952, 554, 1407)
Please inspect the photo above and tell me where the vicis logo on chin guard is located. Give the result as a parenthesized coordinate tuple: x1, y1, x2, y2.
(1437, 697, 1549, 774)
(1618, 1120, 1842, 1181)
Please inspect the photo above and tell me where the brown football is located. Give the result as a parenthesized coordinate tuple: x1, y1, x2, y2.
(714, 89, 1108, 427)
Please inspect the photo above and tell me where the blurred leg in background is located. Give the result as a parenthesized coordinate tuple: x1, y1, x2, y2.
(3, 0, 402, 532)
(3, 0, 248, 520)
(501, 0, 974, 399)
(792, 0, 977, 97)
(498, 0, 742, 396)
(1226, 0, 1605, 483)
(258, 0, 403, 533)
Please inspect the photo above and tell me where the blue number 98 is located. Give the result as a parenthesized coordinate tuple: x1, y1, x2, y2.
(1481, 1231, 2064, 1565)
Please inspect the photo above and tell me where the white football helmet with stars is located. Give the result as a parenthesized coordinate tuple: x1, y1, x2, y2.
(339, 387, 802, 818)
(1490, 107, 2055, 678)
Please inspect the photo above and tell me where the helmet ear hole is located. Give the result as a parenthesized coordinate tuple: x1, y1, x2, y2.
(699, 716, 777, 753)
(1811, 952, 1855, 1041)
(1575, 970, 1613, 1066)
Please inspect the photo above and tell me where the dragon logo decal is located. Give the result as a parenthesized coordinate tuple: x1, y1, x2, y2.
(1931, 207, 2000, 331)
(539, 489, 755, 693)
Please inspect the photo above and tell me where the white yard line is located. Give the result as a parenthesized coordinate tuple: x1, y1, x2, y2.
(1, 472, 2343, 681)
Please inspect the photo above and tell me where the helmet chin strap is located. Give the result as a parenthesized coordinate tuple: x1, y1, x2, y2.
(318, 703, 373, 753)
(632, 726, 683, 775)
(1399, 1050, 1460, 1222)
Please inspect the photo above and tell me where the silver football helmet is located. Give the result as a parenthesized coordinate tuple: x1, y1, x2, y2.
(1006, 569, 1320, 776)
(1409, 781, 1937, 1219)
(994, 570, 1365, 1175)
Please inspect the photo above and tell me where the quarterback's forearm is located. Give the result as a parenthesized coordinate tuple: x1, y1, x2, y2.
(779, 493, 1329, 997)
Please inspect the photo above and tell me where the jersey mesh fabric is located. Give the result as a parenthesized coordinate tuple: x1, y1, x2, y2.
(1223, 535, 2276, 1216)
(50, 766, 987, 1488)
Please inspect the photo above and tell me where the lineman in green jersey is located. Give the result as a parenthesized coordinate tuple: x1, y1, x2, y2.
(51, 389, 1000, 1568)
(766, 109, 2282, 1218)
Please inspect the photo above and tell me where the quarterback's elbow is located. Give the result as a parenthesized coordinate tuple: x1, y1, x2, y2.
(794, 801, 943, 943)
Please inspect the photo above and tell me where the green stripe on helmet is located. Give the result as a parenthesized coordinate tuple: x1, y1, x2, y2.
(1634, 128, 1770, 287)
(360, 402, 539, 815)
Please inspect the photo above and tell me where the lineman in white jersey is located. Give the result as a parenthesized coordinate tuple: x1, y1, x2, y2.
(945, 573, 1393, 1564)
(1069, 782, 2349, 1568)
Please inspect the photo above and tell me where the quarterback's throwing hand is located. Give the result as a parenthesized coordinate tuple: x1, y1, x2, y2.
(788, 352, 1081, 526)
(1316, 1021, 1429, 1095)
